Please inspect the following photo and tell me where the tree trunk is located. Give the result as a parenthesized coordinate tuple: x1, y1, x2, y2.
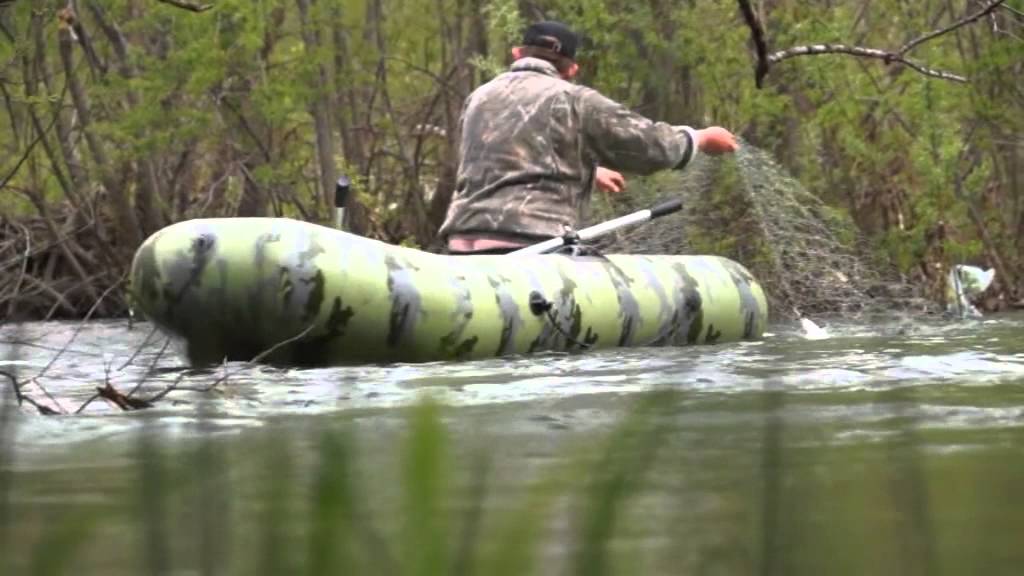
(57, 10, 141, 250)
(296, 0, 336, 219)
(86, 3, 164, 237)
(329, 2, 371, 235)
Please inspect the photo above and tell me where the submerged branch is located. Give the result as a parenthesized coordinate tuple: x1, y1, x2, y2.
(35, 275, 126, 380)
(140, 322, 317, 405)
(97, 382, 154, 411)
(2, 371, 62, 416)
(0, 369, 22, 404)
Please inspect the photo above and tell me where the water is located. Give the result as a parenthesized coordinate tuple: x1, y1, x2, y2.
(3, 313, 1024, 574)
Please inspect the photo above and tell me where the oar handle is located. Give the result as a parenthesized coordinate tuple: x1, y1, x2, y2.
(334, 175, 351, 230)
(649, 198, 683, 218)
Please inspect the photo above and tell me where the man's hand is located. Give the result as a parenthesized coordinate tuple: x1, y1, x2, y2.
(696, 127, 739, 155)
(595, 166, 626, 193)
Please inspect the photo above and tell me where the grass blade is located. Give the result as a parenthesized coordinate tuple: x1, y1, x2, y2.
(403, 398, 448, 576)
(572, 390, 674, 576)
(308, 428, 356, 575)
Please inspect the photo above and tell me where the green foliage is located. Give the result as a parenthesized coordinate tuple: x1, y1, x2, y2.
(1, 0, 1021, 307)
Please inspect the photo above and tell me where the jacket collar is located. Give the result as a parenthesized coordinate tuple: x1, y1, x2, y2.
(510, 57, 561, 78)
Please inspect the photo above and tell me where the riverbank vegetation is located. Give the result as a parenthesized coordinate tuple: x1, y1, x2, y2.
(1, 0, 1021, 320)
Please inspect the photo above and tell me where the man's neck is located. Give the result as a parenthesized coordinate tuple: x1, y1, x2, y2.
(510, 57, 562, 78)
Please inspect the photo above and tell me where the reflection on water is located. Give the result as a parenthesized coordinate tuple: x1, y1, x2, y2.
(2, 313, 1024, 574)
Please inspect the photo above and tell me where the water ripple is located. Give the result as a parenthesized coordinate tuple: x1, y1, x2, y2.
(3, 312, 1023, 450)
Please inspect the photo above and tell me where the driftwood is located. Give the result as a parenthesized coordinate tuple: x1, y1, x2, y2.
(5, 321, 318, 415)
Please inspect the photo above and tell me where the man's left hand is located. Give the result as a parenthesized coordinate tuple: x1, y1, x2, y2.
(595, 167, 626, 193)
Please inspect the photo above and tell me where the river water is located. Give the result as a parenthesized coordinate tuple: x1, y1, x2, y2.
(2, 312, 1024, 575)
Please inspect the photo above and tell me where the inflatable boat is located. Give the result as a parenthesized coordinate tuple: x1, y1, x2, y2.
(129, 218, 768, 365)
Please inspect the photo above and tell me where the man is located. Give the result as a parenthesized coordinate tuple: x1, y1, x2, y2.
(438, 20, 739, 254)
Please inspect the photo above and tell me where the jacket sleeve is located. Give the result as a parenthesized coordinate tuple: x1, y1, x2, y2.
(576, 87, 697, 174)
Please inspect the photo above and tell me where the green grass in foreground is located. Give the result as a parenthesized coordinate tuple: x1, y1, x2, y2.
(3, 387, 1024, 576)
(0, 391, 674, 576)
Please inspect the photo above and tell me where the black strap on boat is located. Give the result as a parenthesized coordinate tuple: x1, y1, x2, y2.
(528, 291, 592, 350)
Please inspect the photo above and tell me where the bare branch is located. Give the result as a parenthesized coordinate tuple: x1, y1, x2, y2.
(898, 0, 1007, 56)
(0, 104, 61, 191)
(154, 0, 214, 12)
(766, 44, 968, 83)
(740, 0, 1005, 86)
(5, 222, 29, 320)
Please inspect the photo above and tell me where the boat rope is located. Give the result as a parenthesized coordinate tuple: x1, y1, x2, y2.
(527, 291, 592, 350)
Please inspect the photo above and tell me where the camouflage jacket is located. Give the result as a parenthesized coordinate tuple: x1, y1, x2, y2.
(437, 57, 697, 245)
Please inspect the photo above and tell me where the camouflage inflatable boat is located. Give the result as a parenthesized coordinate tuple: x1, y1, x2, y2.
(130, 218, 768, 366)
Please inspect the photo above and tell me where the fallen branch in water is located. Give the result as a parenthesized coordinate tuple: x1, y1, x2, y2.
(15, 314, 316, 414)
(0, 369, 21, 404)
(35, 274, 126, 380)
(138, 323, 318, 405)
(1, 370, 60, 415)
(96, 381, 154, 411)
(25, 377, 67, 414)
(118, 326, 163, 371)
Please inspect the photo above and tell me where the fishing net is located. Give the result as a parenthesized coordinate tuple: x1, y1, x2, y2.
(585, 143, 938, 321)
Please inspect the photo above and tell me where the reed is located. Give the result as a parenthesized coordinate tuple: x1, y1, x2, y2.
(3, 384, 1024, 575)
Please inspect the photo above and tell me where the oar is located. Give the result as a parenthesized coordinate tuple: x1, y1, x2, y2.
(508, 198, 683, 255)
(334, 175, 351, 231)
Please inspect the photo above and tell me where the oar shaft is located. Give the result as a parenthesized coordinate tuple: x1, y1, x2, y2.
(576, 210, 651, 241)
(509, 198, 683, 255)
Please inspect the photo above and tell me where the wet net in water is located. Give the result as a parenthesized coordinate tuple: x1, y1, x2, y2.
(586, 143, 937, 321)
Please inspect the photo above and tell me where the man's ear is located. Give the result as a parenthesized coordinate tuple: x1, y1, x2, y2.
(511, 46, 523, 60)
(565, 62, 579, 79)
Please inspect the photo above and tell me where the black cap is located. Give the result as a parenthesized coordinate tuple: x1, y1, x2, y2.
(522, 21, 578, 60)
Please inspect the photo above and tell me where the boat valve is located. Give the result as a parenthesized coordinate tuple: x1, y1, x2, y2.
(528, 291, 553, 316)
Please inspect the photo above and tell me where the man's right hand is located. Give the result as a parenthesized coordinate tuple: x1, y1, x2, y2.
(595, 166, 626, 194)
(696, 127, 739, 155)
